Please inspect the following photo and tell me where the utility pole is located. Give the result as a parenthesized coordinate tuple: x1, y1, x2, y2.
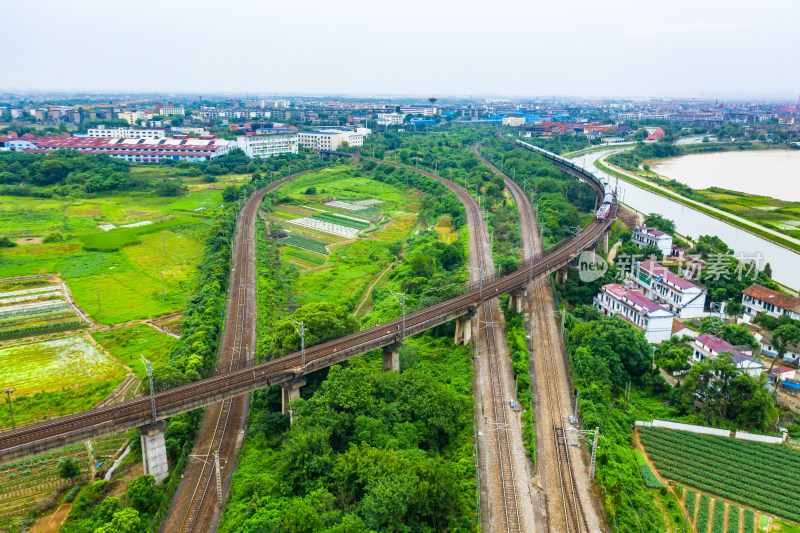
(389, 290, 406, 340)
(589, 427, 600, 479)
(290, 319, 306, 366)
(140, 355, 157, 429)
(3, 388, 15, 431)
(160, 272, 165, 302)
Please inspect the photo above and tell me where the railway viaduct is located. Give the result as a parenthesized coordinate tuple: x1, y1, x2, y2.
(0, 140, 616, 487)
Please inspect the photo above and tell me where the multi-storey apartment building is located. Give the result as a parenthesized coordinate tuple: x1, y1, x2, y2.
(594, 283, 675, 343)
(629, 260, 707, 318)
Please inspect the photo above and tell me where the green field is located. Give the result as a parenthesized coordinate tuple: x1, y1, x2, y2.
(640, 426, 800, 522)
(0, 336, 126, 396)
(92, 323, 177, 378)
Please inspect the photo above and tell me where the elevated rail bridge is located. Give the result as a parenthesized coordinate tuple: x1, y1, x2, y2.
(0, 138, 615, 466)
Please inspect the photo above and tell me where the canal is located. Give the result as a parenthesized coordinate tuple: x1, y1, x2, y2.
(570, 149, 800, 290)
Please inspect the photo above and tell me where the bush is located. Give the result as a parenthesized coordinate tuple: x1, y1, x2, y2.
(0, 235, 16, 247)
(202, 174, 217, 183)
(43, 232, 64, 243)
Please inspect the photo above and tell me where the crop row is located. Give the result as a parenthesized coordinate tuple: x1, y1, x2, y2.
(711, 498, 725, 533)
(726, 504, 739, 533)
(696, 494, 710, 533)
(686, 489, 697, 519)
(0, 320, 83, 340)
(641, 427, 800, 473)
(312, 212, 370, 229)
(281, 235, 328, 255)
(0, 301, 70, 320)
(743, 509, 755, 533)
(0, 285, 61, 299)
(287, 217, 360, 238)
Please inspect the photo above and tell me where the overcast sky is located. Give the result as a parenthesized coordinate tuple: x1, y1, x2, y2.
(1, 0, 797, 99)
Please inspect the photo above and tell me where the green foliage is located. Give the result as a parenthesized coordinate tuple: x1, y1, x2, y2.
(672, 354, 778, 430)
(57, 457, 81, 481)
(504, 307, 535, 463)
(77, 217, 192, 252)
(640, 427, 800, 521)
(609, 143, 683, 172)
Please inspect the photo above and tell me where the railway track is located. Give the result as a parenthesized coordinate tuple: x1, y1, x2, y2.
(475, 139, 592, 532)
(433, 170, 523, 532)
(0, 161, 613, 469)
(162, 171, 310, 533)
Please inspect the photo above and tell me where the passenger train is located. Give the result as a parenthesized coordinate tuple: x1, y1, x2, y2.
(514, 139, 615, 223)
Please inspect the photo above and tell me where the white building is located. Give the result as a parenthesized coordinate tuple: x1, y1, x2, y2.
(633, 225, 673, 256)
(159, 106, 185, 116)
(376, 113, 404, 126)
(594, 283, 675, 343)
(629, 260, 706, 318)
(502, 116, 526, 127)
(235, 133, 298, 159)
(88, 126, 165, 139)
(690, 334, 764, 378)
(297, 130, 363, 151)
(400, 106, 437, 116)
(741, 283, 800, 322)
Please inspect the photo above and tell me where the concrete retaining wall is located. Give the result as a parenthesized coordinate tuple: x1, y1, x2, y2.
(636, 419, 731, 437)
(734, 431, 785, 444)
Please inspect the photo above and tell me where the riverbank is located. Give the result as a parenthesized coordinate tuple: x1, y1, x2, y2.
(595, 155, 800, 255)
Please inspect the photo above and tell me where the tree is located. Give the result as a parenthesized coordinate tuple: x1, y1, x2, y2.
(94, 508, 142, 533)
(57, 457, 81, 481)
(154, 179, 184, 197)
(222, 185, 238, 203)
(643, 213, 675, 235)
(271, 303, 359, 357)
(768, 324, 800, 372)
(126, 474, 159, 515)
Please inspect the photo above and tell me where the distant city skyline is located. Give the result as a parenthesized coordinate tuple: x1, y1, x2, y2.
(1, 0, 797, 98)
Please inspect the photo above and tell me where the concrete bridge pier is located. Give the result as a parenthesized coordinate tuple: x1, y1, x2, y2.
(454, 312, 475, 346)
(282, 379, 306, 424)
(382, 343, 401, 372)
(604, 230, 609, 255)
(139, 422, 169, 484)
(507, 290, 524, 314)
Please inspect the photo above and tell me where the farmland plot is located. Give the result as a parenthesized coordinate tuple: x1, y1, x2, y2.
(640, 426, 800, 522)
(287, 217, 360, 238)
(0, 336, 126, 395)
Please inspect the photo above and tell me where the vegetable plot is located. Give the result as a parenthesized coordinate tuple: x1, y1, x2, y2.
(640, 426, 800, 522)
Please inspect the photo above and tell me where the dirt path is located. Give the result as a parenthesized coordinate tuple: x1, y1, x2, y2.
(30, 502, 72, 533)
(353, 260, 397, 316)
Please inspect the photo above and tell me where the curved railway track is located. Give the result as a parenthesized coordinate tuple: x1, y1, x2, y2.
(431, 167, 523, 531)
(0, 156, 614, 478)
(475, 138, 593, 532)
(163, 170, 310, 532)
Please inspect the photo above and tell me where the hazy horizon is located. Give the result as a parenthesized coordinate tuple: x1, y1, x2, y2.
(1, 0, 798, 99)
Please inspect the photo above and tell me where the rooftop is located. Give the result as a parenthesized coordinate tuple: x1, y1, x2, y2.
(742, 284, 800, 313)
(602, 283, 671, 314)
(638, 260, 699, 291)
(693, 334, 763, 368)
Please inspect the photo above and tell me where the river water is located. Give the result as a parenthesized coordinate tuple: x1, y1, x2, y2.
(571, 149, 800, 290)
(652, 150, 800, 202)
